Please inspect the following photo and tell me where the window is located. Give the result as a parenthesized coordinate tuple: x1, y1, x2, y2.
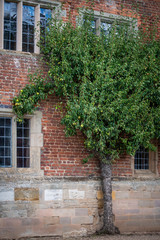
(134, 146, 149, 170)
(17, 119, 30, 168)
(0, 117, 12, 167)
(4, 1, 17, 50)
(0, 0, 60, 53)
(134, 145, 158, 176)
(80, 10, 136, 36)
(22, 5, 35, 53)
(40, 8, 52, 47)
(0, 108, 43, 175)
(0, 117, 30, 168)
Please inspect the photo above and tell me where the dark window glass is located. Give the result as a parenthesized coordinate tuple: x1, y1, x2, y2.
(17, 119, 30, 168)
(0, 118, 12, 167)
(134, 146, 149, 170)
(4, 1, 17, 50)
(101, 21, 112, 35)
(40, 8, 51, 47)
(22, 5, 35, 53)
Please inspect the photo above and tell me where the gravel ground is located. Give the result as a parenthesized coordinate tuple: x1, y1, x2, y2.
(16, 233, 160, 240)
(73, 233, 160, 240)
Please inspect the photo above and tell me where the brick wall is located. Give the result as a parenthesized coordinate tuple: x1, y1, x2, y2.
(0, 0, 160, 178)
(0, 0, 160, 237)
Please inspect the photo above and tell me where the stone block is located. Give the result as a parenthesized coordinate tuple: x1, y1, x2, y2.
(115, 199, 129, 209)
(128, 199, 139, 208)
(116, 191, 129, 199)
(97, 190, 103, 200)
(0, 189, 14, 201)
(124, 208, 140, 214)
(115, 215, 129, 220)
(151, 192, 160, 199)
(155, 214, 160, 219)
(129, 191, 143, 199)
(44, 216, 60, 225)
(143, 192, 151, 199)
(60, 217, 71, 224)
(15, 188, 39, 201)
(138, 200, 154, 208)
(69, 190, 85, 199)
(71, 216, 93, 224)
(143, 214, 155, 219)
(36, 207, 75, 217)
(36, 208, 55, 217)
(155, 200, 160, 207)
(30, 133, 43, 147)
(112, 191, 116, 200)
(85, 190, 97, 199)
(75, 208, 88, 216)
(63, 189, 69, 199)
(129, 214, 143, 220)
(44, 189, 63, 201)
(62, 225, 85, 237)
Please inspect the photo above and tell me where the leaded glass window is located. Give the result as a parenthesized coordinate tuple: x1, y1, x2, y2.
(101, 21, 112, 35)
(40, 8, 52, 46)
(0, 117, 12, 167)
(134, 146, 149, 170)
(4, 1, 17, 50)
(17, 119, 30, 168)
(22, 5, 35, 53)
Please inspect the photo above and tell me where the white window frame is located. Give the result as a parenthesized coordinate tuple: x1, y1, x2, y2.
(0, 108, 44, 176)
(0, 0, 61, 53)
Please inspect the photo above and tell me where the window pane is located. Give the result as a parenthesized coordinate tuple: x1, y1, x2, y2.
(17, 119, 30, 168)
(40, 8, 51, 47)
(4, 1, 17, 50)
(22, 5, 35, 53)
(5, 147, 10, 156)
(0, 138, 4, 146)
(101, 21, 112, 35)
(0, 118, 11, 167)
(5, 158, 11, 166)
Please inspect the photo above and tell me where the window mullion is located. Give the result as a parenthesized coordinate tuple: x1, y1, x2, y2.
(96, 18, 101, 36)
(17, 1, 22, 51)
(0, 0, 4, 49)
(35, 4, 40, 54)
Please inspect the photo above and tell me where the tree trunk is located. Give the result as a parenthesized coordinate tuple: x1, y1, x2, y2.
(99, 160, 120, 234)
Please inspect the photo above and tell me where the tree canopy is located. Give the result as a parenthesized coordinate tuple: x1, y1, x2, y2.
(13, 12, 160, 162)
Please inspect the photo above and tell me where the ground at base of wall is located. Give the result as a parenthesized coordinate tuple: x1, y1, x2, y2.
(2, 233, 160, 240)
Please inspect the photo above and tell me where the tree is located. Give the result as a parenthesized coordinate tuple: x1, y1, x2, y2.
(12, 9, 160, 234)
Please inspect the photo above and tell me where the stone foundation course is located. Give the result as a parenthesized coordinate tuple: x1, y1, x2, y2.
(0, 176, 160, 238)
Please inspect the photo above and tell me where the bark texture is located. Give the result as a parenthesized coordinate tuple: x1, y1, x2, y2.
(99, 160, 120, 234)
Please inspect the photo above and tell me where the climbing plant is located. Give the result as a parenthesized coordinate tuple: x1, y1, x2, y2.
(12, 7, 160, 234)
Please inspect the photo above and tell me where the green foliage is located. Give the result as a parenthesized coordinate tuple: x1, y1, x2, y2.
(12, 72, 54, 121)
(13, 10, 160, 161)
